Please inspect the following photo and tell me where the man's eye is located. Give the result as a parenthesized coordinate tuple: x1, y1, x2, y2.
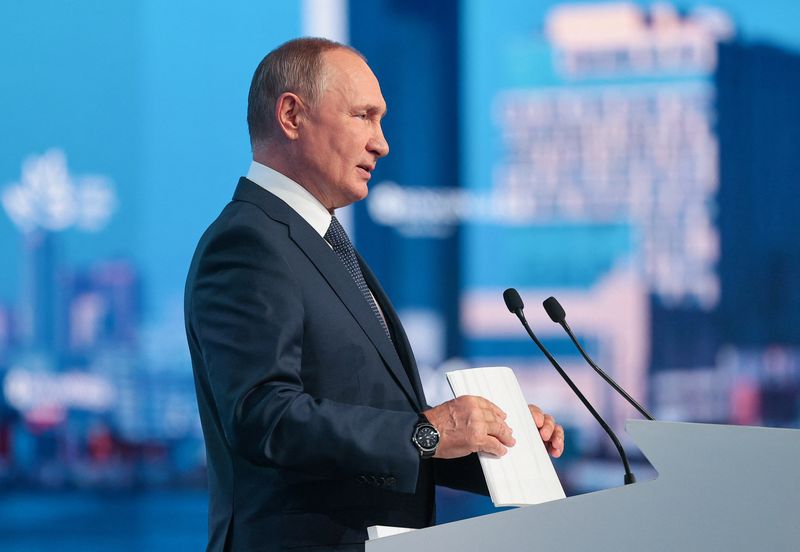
(356, 113, 369, 120)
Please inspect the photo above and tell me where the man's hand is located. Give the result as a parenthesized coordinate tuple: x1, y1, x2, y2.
(422, 396, 515, 459)
(529, 404, 564, 458)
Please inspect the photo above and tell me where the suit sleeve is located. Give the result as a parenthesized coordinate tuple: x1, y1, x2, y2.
(188, 220, 421, 493)
(434, 455, 490, 495)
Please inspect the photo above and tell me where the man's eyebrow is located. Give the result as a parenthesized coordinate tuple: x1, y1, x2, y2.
(354, 104, 388, 118)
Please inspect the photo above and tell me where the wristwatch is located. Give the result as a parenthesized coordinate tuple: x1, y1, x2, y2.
(411, 414, 440, 459)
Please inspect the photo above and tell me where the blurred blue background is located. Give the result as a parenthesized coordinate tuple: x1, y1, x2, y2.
(1, 0, 799, 549)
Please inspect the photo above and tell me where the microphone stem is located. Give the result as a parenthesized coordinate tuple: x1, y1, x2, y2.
(516, 312, 636, 485)
(562, 321, 655, 421)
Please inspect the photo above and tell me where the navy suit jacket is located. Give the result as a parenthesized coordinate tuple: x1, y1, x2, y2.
(185, 178, 486, 551)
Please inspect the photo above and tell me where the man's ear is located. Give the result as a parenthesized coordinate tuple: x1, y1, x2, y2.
(275, 92, 305, 140)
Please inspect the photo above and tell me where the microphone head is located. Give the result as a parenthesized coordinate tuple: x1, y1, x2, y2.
(503, 288, 525, 313)
(543, 296, 566, 323)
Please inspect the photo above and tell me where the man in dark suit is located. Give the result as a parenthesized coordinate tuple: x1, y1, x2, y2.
(185, 37, 564, 551)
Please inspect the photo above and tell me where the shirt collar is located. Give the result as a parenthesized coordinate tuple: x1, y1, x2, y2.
(246, 161, 332, 238)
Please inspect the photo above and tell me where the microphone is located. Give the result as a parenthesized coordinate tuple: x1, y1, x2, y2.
(542, 296, 654, 421)
(503, 288, 637, 485)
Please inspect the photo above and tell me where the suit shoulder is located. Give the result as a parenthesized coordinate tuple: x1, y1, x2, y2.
(195, 200, 289, 251)
(213, 199, 284, 235)
(186, 200, 292, 284)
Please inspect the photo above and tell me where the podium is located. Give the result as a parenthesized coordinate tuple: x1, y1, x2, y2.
(367, 421, 800, 551)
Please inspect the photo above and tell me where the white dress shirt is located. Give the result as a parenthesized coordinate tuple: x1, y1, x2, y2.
(246, 161, 331, 238)
(245, 160, 389, 324)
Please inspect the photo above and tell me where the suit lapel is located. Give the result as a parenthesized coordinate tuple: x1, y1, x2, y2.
(232, 178, 421, 410)
(358, 253, 428, 409)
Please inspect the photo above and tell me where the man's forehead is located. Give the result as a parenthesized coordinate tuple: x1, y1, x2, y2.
(322, 50, 385, 108)
(323, 47, 367, 68)
(324, 50, 375, 83)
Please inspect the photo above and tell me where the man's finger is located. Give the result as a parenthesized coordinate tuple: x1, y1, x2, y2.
(547, 425, 565, 458)
(480, 436, 509, 458)
(528, 404, 544, 428)
(482, 408, 504, 424)
(488, 421, 516, 446)
(539, 414, 556, 441)
(478, 397, 507, 420)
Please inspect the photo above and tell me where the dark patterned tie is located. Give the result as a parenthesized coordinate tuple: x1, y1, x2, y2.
(325, 216, 392, 342)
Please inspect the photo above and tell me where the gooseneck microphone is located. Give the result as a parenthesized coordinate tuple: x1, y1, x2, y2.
(503, 288, 637, 485)
(542, 296, 655, 421)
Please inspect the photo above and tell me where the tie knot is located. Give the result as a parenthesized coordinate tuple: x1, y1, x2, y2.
(325, 216, 351, 249)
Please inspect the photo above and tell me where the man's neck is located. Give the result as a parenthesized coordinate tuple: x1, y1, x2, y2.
(253, 146, 334, 213)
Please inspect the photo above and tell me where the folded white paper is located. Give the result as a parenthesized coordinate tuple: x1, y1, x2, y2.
(446, 366, 566, 507)
(367, 525, 415, 540)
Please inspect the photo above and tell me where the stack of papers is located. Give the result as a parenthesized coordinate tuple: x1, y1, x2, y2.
(446, 366, 566, 507)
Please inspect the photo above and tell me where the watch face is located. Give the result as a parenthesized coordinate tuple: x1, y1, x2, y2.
(415, 425, 439, 451)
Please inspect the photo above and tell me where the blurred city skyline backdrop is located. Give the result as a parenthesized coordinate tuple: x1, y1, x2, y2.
(1, 0, 799, 549)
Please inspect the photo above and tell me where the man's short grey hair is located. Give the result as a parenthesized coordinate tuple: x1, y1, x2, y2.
(247, 37, 365, 148)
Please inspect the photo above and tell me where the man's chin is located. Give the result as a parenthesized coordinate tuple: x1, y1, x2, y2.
(348, 184, 370, 204)
(332, 186, 369, 210)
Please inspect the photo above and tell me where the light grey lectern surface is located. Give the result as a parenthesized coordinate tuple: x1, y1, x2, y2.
(367, 421, 800, 551)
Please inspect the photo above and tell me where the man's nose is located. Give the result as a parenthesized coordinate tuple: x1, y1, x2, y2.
(369, 126, 389, 158)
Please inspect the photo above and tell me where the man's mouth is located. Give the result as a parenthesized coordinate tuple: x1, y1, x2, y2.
(357, 164, 374, 177)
